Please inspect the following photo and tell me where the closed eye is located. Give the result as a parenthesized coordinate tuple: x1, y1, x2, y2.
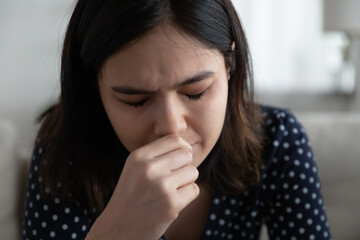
(124, 99, 148, 108)
(184, 91, 206, 101)
(123, 89, 207, 108)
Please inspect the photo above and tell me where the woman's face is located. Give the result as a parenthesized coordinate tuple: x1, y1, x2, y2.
(99, 26, 229, 167)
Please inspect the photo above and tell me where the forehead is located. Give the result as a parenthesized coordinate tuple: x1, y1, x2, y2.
(100, 25, 225, 88)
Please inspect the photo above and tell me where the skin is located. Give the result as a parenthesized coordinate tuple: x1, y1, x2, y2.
(87, 25, 230, 239)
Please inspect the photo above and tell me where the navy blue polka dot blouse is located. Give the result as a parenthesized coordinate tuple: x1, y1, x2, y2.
(22, 106, 332, 239)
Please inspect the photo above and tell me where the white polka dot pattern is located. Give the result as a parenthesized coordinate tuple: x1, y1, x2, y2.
(22, 106, 332, 239)
(22, 147, 96, 239)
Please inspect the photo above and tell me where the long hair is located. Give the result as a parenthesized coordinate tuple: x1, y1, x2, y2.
(38, 0, 264, 211)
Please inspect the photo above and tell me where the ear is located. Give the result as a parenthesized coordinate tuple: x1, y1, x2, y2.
(226, 42, 236, 81)
(226, 64, 231, 81)
(231, 41, 235, 51)
(226, 57, 233, 81)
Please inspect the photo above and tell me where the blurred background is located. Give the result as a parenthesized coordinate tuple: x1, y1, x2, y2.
(0, 0, 359, 239)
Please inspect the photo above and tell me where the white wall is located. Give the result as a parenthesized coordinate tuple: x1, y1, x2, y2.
(0, 1, 359, 239)
(0, 0, 73, 155)
(1, 0, 360, 155)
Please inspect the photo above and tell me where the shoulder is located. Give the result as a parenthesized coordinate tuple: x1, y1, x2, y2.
(27, 144, 45, 183)
(260, 105, 304, 140)
(258, 105, 320, 198)
(23, 144, 96, 239)
(259, 105, 318, 193)
(253, 106, 332, 239)
(260, 105, 310, 161)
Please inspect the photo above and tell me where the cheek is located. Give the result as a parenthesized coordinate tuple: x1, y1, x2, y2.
(191, 83, 228, 164)
(199, 83, 228, 131)
(101, 96, 149, 152)
(110, 113, 151, 152)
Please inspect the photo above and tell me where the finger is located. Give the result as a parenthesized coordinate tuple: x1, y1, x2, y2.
(168, 164, 199, 189)
(153, 147, 193, 173)
(132, 149, 193, 182)
(176, 182, 200, 208)
(139, 134, 192, 158)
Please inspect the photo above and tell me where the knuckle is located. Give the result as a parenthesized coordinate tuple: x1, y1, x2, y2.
(182, 164, 197, 178)
(165, 134, 180, 144)
(189, 165, 199, 178)
(183, 183, 199, 201)
(172, 134, 182, 143)
(143, 168, 152, 181)
(171, 134, 188, 148)
(143, 162, 157, 180)
(158, 178, 172, 193)
(128, 150, 143, 163)
(191, 183, 200, 197)
(178, 148, 192, 162)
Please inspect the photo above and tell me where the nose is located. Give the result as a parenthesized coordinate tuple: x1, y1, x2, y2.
(153, 96, 187, 137)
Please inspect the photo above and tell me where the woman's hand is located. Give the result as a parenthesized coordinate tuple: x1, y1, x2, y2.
(86, 134, 200, 240)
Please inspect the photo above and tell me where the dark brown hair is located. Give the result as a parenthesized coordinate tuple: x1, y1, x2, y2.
(38, 0, 264, 212)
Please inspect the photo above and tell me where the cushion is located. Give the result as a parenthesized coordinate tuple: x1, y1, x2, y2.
(0, 118, 19, 239)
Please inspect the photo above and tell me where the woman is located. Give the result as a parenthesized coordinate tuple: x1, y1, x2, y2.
(23, 0, 332, 239)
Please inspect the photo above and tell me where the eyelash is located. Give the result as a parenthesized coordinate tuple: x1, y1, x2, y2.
(185, 91, 205, 101)
(125, 91, 206, 108)
(126, 100, 147, 108)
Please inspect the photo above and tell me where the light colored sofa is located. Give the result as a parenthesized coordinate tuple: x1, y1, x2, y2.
(257, 112, 360, 240)
(297, 112, 360, 240)
(0, 119, 22, 239)
(1, 112, 360, 239)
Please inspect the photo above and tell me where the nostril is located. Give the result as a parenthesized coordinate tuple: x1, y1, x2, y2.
(153, 116, 187, 136)
(153, 97, 188, 136)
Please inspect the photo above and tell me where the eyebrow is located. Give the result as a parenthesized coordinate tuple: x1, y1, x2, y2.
(111, 70, 215, 95)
